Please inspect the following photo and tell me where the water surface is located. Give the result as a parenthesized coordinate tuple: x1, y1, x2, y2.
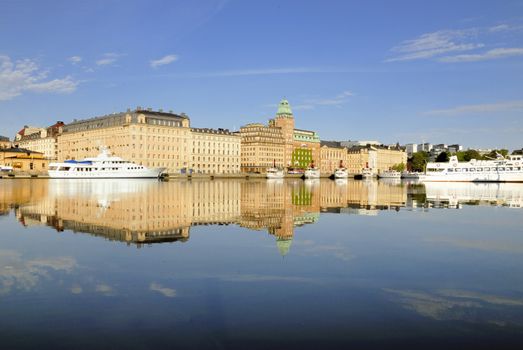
(1, 179, 523, 349)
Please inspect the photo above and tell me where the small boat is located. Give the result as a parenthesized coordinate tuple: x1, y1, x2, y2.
(334, 160, 348, 179)
(1, 165, 13, 172)
(304, 168, 321, 179)
(266, 167, 284, 179)
(48, 148, 166, 179)
(401, 171, 422, 179)
(378, 170, 401, 179)
(423, 154, 523, 182)
(361, 167, 376, 179)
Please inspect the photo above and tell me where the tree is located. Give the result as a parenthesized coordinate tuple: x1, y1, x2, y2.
(435, 151, 450, 162)
(456, 149, 481, 161)
(391, 163, 406, 172)
(408, 151, 429, 172)
(484, 149, 509, 159)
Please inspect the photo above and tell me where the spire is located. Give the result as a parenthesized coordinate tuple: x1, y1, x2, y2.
(276, 99, 293, 117)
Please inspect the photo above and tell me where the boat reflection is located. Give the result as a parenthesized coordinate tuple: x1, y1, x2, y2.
(1, 179, 521, 249)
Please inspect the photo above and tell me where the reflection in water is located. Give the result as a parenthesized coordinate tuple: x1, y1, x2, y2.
(1, 179, 523, 348)
(2, 179, 522, 250)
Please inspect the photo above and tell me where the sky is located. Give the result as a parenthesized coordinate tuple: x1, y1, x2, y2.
(0, 0, 522, 149)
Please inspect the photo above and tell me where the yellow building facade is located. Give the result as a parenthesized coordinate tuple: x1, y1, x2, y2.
(320, 141, 349, 175)
(0, 147, 49, 172)
(346, 146, 407, 175)
(190, 128, 241, 174)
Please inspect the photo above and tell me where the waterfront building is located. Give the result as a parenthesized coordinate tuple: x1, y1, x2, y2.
(341, 140, 381, 148)
(190, 128, 241, 174)
(346, 145, 407, 175)
(448, 144, 463, 153)
(15, 121, 64, 160)
(320, 141, 348, 174)
(0, 147, 49, 172)
(240, 99, 320, 173)
(418, 142, 433, 152)
(57, 108, 192, 173)
(405, 143, 418, 156)
(0, 136, 11, 149)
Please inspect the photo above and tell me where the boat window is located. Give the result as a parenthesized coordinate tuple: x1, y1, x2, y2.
(507, 167, 513, 171)
(455, 169, 461, 172)
(49, 166, 58, 171)
(484, 167, 490, 171)
(63, 167, 70, 171)
(469, 168, 475, 171)
(498, 167, 505, 171)
(447, 168, 454, 172)
(476, 167, 483, 171)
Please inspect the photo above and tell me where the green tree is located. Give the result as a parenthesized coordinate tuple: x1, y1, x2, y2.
(435, 151, 450, 162)
(484, 149, 509, 159)
(457, 149, 481, 161)
(408, 151, 429, 172)
(391, 163, 406, 172)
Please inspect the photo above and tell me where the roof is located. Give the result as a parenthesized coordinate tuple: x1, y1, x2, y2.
(320, 141, 344, 148)
(276, 99, 293, 116)
(1, 147, 43, 155)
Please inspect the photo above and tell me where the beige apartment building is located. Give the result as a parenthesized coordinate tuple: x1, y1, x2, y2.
(240, 123, 285, 173)
(346, 146, 407, 175)
(320, 141, 348, 175)
(240, 99, 320, 173)
(58, 108, 192, 173)
(15, 122, 64, 160)
(0, 147, 49, 172)
(0, 136, 11, 149)
(190, 128, 241, 174)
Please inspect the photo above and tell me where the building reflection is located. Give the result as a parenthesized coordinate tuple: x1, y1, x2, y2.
(1, 179, 521, 252)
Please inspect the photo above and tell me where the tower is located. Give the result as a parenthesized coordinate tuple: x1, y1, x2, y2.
(273, 99, 295, 168)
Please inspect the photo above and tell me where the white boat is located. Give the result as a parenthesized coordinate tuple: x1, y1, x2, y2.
(334, 167, 348, 179)
(1, 165, 13, 172)
(378, 170, 401, 179)
(48, 148, 166, 179)
(423, 155, 523, 183)
(401, 171, 425, 180)
(266, 167, 284, 179)
(304, 168, 321, 179)
(361, 168, 376, 179)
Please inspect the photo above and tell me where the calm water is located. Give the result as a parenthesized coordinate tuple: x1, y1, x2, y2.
(1, 178, 523, 349)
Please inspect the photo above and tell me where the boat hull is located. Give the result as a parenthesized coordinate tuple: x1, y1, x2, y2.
(48, 167, 166, 179)
(304, 169, 320, 179)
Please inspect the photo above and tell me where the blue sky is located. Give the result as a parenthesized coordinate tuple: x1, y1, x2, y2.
(1, 0, 522, 149)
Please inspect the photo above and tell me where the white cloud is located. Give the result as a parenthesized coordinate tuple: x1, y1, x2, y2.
(0, 55, 78, 101)
(439, 47, 523, 62)
(96, 53, 120, 66)
(386, 29, 483, 62)
(425, 100, 523, 116)
(68, 56, 82, 64)
(150, 282, 176, 297)
(150, 54, 178, 68)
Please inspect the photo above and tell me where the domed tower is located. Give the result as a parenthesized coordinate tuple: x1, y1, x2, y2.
(274, 99, 295, 168)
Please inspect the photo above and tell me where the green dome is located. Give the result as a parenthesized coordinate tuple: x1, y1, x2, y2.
(276, 237, 293, 256)
(276, 99, 293, 116)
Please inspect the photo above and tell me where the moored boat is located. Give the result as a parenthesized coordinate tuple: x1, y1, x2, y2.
(422, 154, 523, 182)
(361, 167, 376, 179)
(48, 148, 166, 179)
(266, 167, 284, 179)
(304, 168, 321, 179)
(378, 170, 401, 179)
(334, 160, 348, 179)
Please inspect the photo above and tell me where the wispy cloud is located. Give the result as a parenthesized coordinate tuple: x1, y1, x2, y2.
(150, 54, 178, 68)
(96, 53, 120, 66)
(386, 29, 483, 62)
(439, 47, 523, 62)
(387, 24, 523, 63)
(68, 56, 82, 64)
(425, 100, 523, 116)
(294, 90, 354, 110)
(0, 55, 78, 101)
(198, 67, 344, 77)
(150, 282, 176, 297)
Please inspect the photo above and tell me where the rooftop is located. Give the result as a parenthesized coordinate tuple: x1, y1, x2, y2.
(276, 99, 293, 116)
(1, 146, 43, 155)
